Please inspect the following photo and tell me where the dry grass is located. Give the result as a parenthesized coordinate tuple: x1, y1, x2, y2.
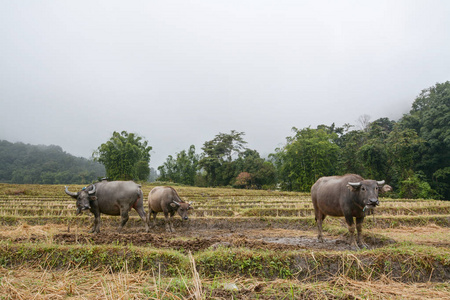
(0, 258, 205, 300)
(2, 265, 448, 299)
(0, 265, 141, 299)
(329, 275, 450, 299)
(372, 223, 450, 246)
(0, 223, 61, 237)
(0, 265, 188, 299)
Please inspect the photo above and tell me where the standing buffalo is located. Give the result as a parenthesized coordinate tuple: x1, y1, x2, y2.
(311, 174, 392, 249)
(64, 180, 149, 233)
(148, 186, 192, 232)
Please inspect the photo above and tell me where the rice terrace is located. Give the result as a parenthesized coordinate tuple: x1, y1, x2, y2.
(0, 183, 449, 299)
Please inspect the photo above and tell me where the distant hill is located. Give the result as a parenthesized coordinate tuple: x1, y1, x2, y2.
(0, 140, 105, 184)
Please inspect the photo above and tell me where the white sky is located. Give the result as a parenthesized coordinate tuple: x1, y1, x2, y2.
(1, 1, 449, 168)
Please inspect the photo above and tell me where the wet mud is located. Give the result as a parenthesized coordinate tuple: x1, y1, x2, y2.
(53, 231, 391, 252)
(9, 224, 391, 252)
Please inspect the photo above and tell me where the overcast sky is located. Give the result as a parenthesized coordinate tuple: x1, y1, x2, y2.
(1, 1, 449, 168)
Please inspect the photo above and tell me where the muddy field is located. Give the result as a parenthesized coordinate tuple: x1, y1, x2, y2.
(0, 184, 449, 299)
(4, 225, 394, 252)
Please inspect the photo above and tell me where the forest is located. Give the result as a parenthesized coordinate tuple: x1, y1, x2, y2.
(0, 82, 449, 199)
(159, 81, 449, 200)
(0, 141, 105, 184)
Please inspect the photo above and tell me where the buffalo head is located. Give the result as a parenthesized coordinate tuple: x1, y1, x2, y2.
(347, 180, 386, 211)
(64, 185, 97, 215)
(170, 201, 193, 220)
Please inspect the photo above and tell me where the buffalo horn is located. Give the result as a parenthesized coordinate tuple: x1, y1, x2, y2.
(88, 184, 96, 195)
(347, 182, 362, 188)
(64, 186, 78, 197)
(377, 180, 385, 185)
(173, 201, 181, 206)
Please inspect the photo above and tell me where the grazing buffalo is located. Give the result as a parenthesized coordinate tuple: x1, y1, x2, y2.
(64, 180, 149, 233)
(147, 186, 192, 232)
(311, 174, 392, 249)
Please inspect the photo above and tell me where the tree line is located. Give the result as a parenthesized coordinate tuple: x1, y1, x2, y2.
(157, 82, 450, 199)
(0, 82, 448, 199)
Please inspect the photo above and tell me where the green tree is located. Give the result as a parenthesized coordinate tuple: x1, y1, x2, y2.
(272, 126, 341, 191)
(93, 131, 152, 181)
(158, 145, 199, 186)
(158, 155, 178, 182)
(337, 127, 367, 175)
(199, 130, 247, 186)
(355, 118, 395, 180)
(400, 81, 450, 199)
(234, 149, 276, 188)
(385, 124, 424, 187)
(399, 172, 433, 199)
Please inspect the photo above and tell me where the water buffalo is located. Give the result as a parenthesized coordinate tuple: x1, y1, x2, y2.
(147, 186, 192, 232)
(64, 180, 149, 233)
(311, 174, 392, 249)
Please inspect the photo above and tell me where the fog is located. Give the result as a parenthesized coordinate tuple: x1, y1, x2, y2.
(1, 1, 449, 168)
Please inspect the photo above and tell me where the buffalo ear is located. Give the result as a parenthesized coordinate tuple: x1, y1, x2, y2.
(381, 185, 393, 193)
(170, 203, 177, 208)
(89, 196, 97, 201)
(188, 205, 193, 210)
(347, 184, 358, 192)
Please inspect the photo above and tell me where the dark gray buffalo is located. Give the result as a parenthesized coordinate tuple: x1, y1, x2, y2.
(147, 186, 192, 232)
(64, 180, 149, 233)
(311, 174, 392, 249)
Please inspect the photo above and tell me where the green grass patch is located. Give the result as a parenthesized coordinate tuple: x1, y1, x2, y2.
(0, 242, 188, 276)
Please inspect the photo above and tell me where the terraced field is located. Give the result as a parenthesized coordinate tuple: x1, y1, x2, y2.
(0, 183, 449, 299)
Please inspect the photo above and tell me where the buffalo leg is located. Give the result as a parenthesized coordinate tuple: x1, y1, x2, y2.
(169, 211, 176, 232)
(91, 211, 101, 233)
(135, 206, 149, 233)
(118, 206, 129, 233)
(345, 215, 359, 250)
(149, 210, 158, 228)
(163, 211, 171, 232)
(315, 211, 326, 242)
(356, 217, 368, 248)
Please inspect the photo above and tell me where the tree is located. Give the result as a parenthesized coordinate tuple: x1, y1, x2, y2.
(385, 124, 424, 187)
(234, 172, 252, 189)
(176, 145, 199, 185)
(400, 81, 450, 199)
(198, 130, 247, 186)
(93, 131, 152, 181)
(148, 167, 158, 182)
(234, 149, 276, 188)
(336, 118, 399, 182)
(158, 155, 178, 182)
(158, 145, 199, 186)
(337, 128, 367, 175)
(399, 172, 433, 199)
(357, 114, 371, 132)
(272, 126, 341, 191)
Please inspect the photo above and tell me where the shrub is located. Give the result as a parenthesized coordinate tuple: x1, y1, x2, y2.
(399, 173, 433, 199)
